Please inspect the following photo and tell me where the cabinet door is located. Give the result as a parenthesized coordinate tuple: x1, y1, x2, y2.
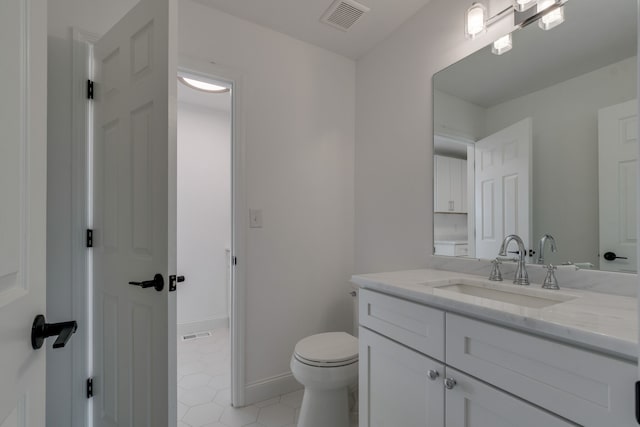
(444, 368, 576, 427)
(360, 327, 444, 427)
(449, 158, 462, 212)
(434, 156, 451, 212)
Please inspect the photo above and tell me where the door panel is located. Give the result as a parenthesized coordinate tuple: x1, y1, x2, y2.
(598, 100, 637, 272)
(93, 0, 177, 425)
(475, 118, 532, 259)
(0, 0, 47, 426)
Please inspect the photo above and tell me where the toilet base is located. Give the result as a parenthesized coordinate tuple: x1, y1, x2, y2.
(298, 387, 350, 427)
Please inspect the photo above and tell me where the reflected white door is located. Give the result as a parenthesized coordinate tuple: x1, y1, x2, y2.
(0, 1, 47, 426)
(475, 118, 532, 259)
(93, 0, 177, 425)
(598, 100, 637, 273)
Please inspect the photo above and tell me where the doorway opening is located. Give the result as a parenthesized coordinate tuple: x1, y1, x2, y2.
(176, 72, 234, 422)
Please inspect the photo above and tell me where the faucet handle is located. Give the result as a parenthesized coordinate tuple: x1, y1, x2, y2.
(542, 264, 559, 290)
(489, 259, 503, 282)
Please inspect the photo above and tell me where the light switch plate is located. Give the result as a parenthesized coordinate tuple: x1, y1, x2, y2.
(249, 209, 263, 228)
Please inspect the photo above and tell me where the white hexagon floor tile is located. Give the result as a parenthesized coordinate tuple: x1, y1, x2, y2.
(256, 403, 295, 427)
(182, 402, 225, 427)
(279, 390, 304, 409)
(179, 385, 218, 407)
(219, 405, 260, 427)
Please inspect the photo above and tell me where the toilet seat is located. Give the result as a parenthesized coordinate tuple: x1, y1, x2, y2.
(294, 332, 358, 368)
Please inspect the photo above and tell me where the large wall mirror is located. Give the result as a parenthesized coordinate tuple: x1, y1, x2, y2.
(432, 0, 637, 273)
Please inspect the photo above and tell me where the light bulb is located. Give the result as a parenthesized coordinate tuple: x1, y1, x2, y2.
(538, 1, 564, 31)
(492, 33, 513, 55)
(465, 3, 487, 39)
(513, 0, 536, 12)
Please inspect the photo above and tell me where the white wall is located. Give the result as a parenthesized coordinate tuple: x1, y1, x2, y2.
(354, 0, 514, 273)
(178, 0, 355, 398)
(177, 102, 231, 334)
(434, 89, 486, 141)
(484, 56, 637, 267)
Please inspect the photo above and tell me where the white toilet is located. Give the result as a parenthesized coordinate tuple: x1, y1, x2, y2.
(290, 331, 359, 427)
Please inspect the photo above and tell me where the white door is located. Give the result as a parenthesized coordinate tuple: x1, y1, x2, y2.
(0, 0, 47, 426)
(359, 327, 444, 427)
(93, 0, 177, 425)
(475, 118, 532, 259)
(598, 100, 637, 273)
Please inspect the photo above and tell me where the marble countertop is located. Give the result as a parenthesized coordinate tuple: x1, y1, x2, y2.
(351, 269, 638, 361)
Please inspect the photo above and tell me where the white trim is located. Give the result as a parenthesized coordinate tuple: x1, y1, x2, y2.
(70, 27, 99, 427)
(177, 317, 229, 337)
(244, 373, 303, 405)
(178, 55, 248, 407)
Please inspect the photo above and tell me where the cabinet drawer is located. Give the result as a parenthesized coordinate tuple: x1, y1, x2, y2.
(446, 313, 636, 426)
(359, 289, 445, 361)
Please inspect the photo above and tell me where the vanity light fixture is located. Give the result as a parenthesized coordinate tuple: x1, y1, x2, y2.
(492, 33, 513, 55)
(513, 0, 536, 12)
(465, 0, 567, 50)
(178, 76, 230, 93)
(537, 0, 565, 30)
(465, 2, 487, 39)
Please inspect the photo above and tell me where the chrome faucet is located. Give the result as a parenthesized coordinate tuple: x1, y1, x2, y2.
(498, 235, 529, 286)
(536, 234, 557, 265)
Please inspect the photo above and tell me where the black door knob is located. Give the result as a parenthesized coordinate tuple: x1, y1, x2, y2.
(31, 314, 78, 350)
(129, 273, 164, 291)
(603, 251, 628, 261)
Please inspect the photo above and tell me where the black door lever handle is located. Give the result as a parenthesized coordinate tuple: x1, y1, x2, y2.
(129, 273, 164, 292)
(31, 314, 78, 350)
(603, 251, 628, 261)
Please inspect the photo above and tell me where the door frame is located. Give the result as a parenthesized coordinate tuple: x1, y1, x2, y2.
(177, 55, 248, 407)
(70, 40, 248, 426)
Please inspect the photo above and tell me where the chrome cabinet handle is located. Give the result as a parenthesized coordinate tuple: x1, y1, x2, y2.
(444, 377, 457, 390)
(427, 370, 439, 381)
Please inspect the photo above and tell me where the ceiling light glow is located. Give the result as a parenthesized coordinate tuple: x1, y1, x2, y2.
(178, 76, 230, 93)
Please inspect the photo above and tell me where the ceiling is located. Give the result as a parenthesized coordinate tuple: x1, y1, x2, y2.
(434, 0, 637, 108)
(190, 0, 433, 59)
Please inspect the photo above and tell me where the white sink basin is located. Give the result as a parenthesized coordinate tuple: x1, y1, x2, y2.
(433, 280, 577, 309)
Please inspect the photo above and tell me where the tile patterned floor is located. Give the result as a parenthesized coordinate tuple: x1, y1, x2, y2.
(178, 327, 358, 427)
(178, 328, 302, 427)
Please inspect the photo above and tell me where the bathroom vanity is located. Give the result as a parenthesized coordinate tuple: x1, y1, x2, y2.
(352, 269, 637, 427)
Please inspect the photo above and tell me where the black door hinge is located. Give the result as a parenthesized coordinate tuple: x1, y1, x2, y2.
(86, 229, 93, 248)
(87, 378, 94, 399)
(232, 256, 237, 266)
(87, 80, 94, 100)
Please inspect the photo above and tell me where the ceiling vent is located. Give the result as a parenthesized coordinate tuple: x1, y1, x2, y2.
(321, 0, 370, 32)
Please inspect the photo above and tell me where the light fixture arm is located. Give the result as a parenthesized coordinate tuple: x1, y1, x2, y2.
(486, 5, 514, 27)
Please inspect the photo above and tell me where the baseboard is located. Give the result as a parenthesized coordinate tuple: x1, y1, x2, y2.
(244, 372, 302, 405)
(177, 317, 228, 337)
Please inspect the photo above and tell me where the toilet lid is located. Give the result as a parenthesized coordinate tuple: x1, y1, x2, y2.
(294, 332, 358, 365)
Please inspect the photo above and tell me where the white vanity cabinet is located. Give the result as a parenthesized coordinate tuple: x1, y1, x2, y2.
(358, 288, 637, 427)
(359, 328, 444, 427)
(434, 155, 467, 213)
